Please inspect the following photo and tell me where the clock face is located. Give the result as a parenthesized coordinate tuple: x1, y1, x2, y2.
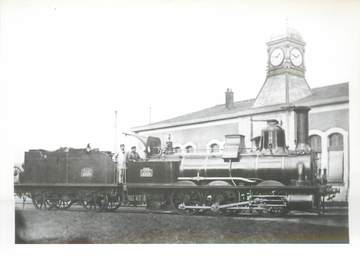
(270, 48, 284, 66)
(290, 48, 303, 66)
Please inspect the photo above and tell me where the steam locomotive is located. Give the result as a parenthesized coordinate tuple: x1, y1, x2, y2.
(14, 106, 339, 216)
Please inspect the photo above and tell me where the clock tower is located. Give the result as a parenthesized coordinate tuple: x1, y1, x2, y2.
(254, 27, 312, 107)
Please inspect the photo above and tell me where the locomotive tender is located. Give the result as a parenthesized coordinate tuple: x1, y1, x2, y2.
(14, 106, 338, 216)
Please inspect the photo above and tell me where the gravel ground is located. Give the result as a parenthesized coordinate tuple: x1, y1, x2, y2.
(15, 206, 349, 244)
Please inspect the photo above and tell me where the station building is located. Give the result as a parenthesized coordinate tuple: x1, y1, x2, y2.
(132, 28, 349, 202)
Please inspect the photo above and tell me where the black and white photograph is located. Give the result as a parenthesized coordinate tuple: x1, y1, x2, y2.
(1, 0, 360, 255)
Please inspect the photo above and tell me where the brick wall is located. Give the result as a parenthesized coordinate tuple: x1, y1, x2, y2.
(310, 109, 349, 131)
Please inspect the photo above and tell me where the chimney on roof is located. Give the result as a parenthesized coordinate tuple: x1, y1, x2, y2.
(225, 88, 234, 109)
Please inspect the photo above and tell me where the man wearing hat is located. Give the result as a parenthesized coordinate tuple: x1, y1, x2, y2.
(127, 146, 141, 163)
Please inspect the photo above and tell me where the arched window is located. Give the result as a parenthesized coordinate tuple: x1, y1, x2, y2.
(310, 134, 322, 174)
(174, 146, 182, 153)
(328, 133, 343, 151)
(209, 143, 220, 153)
(185, 145, 194, 153)
(310, 135, 322, 152)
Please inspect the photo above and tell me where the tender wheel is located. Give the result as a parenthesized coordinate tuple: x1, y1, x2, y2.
(80, 193, 108, 211)
(44, 199, 57, 210)
(81, 200, 94, 210)
(31, 193, 56, 210)
(55, 200, 73, 210)
(94, 193, 108, 211)
(106, 194, 122, 211)
(31, 193, 44, 209)
(81, 193, 96, 211)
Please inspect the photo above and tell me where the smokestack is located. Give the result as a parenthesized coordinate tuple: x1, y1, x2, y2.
(294, 106, 311, 152)
(225, 88, 234, 109)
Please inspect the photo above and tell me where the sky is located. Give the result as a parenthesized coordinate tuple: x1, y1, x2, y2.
(1, 0, 360, 163)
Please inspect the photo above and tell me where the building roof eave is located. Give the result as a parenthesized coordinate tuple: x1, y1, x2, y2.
(132, 83, 349, 133)
(132, 103, 291, 133)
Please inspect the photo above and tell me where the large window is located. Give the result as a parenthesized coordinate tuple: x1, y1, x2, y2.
(174, 147, 182, 153)
(310, 135, 322, 174)
(328, 133, 344, 151)
(327, 133, 344, 183)
(310, 135, 322, 152)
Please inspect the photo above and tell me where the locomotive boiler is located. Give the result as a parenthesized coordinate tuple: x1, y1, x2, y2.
(14, 106, 339, 216)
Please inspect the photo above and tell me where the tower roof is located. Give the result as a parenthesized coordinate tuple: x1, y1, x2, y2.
(269, 27, 304, 44)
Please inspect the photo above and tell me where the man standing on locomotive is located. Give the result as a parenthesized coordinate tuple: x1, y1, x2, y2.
(127, 146, 141, 163)
(113, 144, 127, 184)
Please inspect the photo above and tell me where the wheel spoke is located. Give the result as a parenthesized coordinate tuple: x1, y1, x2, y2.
(55, 199, 73, 210)
(31, 193, 44, 210)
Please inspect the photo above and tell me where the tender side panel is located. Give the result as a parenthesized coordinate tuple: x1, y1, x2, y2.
(22, 151, 66, 184)
(21, 149, 115, 185)
(67, 151, 115, 184)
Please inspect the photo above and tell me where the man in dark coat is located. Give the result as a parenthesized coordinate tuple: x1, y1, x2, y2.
(127, 146, 140, 163)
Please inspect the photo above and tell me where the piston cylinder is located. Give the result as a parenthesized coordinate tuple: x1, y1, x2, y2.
(286, 194, 314, 211)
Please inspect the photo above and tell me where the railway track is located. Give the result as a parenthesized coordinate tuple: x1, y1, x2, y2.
(15, 200, 347, 218)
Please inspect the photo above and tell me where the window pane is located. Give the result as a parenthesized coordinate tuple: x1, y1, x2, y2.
(185, 146, 194, 153)
(328, 133, 343, 151)
(210, 143, 219, 153)
(310, 135, 322, 152)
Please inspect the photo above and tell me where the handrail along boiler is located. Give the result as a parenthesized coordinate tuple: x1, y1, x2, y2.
(14, 106, 339, 215)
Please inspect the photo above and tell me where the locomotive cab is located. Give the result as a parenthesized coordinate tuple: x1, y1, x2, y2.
(145, 136, 162, 157)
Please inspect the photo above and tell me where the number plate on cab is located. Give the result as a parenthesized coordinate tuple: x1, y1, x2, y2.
(140, 167, 153, 177)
